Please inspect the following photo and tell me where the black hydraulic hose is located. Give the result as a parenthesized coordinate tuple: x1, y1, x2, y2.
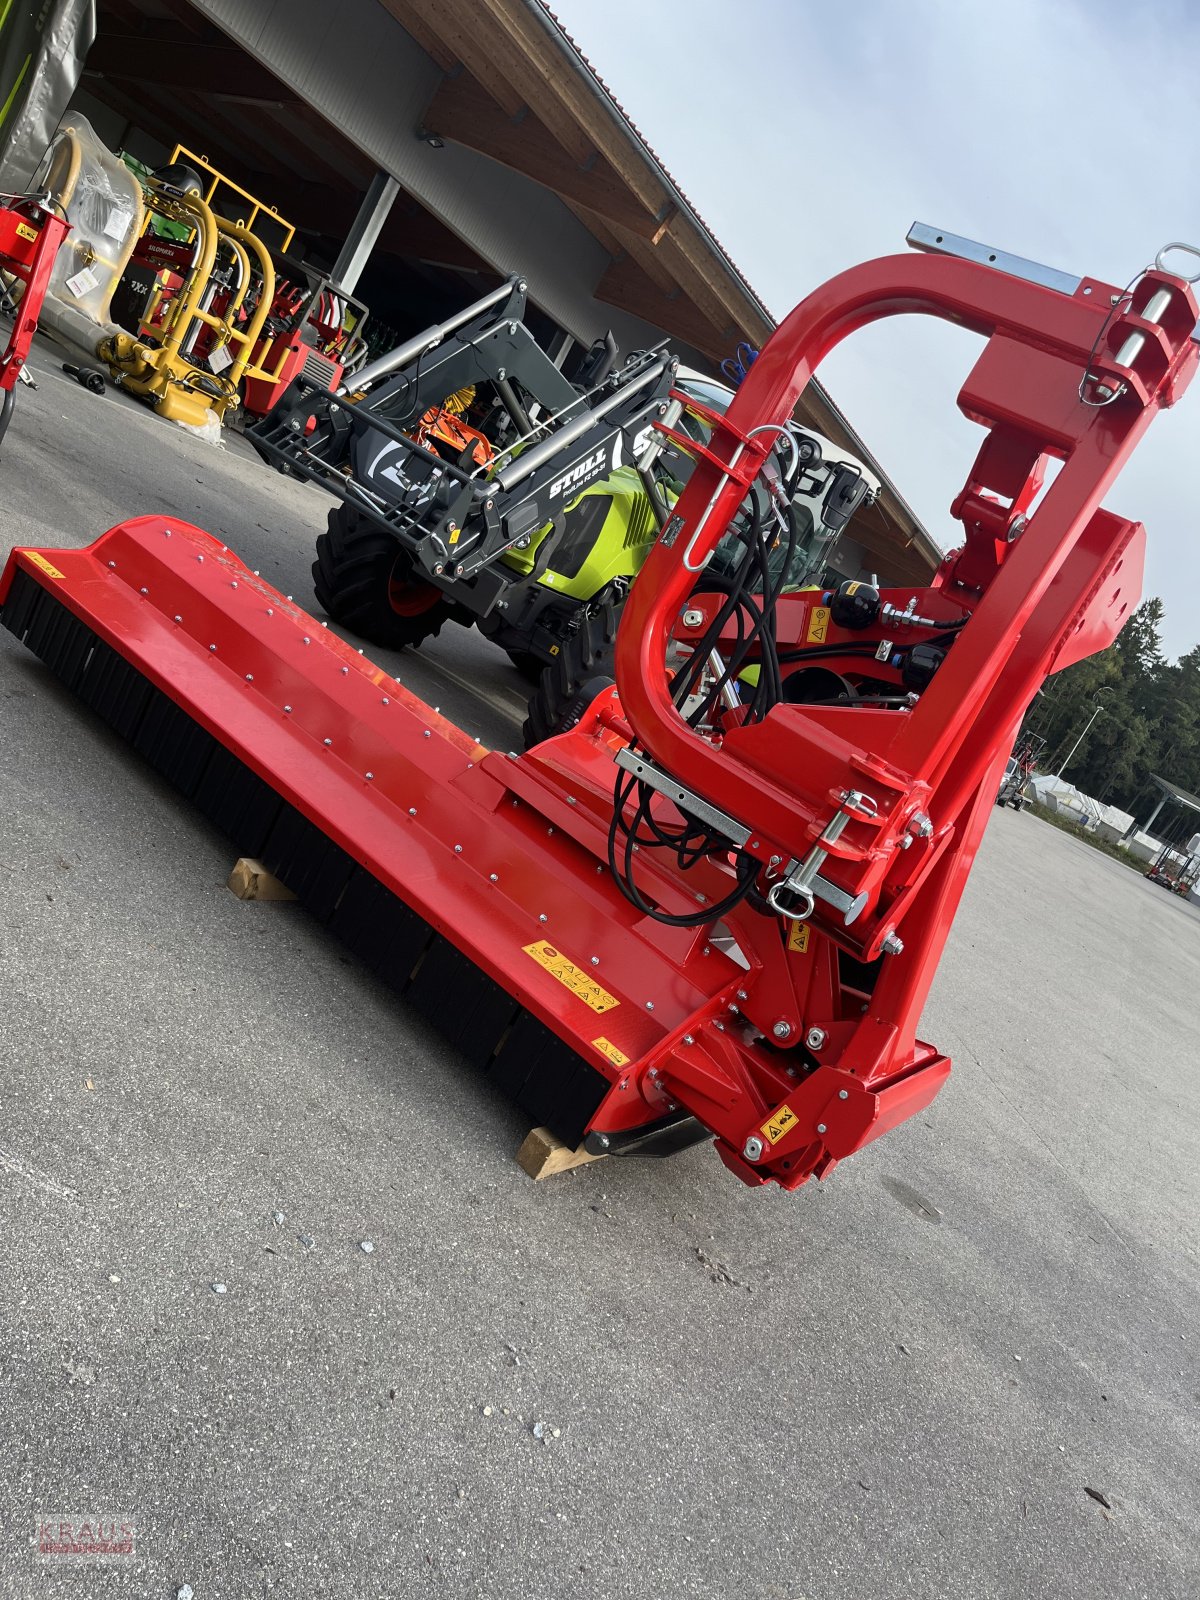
(607, 449, 813, 931)
(607, 764, 758, 927)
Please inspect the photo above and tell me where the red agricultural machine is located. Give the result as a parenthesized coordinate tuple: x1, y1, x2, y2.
(2, 225, 1196, 1190)
(239, 273, 368, 420)
(0, 192, 70, 450)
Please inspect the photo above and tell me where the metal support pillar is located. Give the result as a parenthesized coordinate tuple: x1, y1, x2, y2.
(331, 170, 400, 292)
(1142, 795, 1167, 834)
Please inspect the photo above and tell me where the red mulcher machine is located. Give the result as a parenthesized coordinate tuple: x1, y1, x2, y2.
(2, 225, 1196, 1191)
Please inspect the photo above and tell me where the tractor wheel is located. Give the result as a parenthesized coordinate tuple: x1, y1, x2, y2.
(523, 601, 621, 747)
(505, 649, 546, 684)
(312, 504, 454, 651)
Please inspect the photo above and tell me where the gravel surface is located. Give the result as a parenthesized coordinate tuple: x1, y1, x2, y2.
(0, 344, 1196, 1598)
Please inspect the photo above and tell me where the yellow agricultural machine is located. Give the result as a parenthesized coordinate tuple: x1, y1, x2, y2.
(35, 124, 360, 430)
(99, 147, 296, 428)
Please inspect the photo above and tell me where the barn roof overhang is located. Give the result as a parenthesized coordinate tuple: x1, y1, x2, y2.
(79, 0, 942, 579)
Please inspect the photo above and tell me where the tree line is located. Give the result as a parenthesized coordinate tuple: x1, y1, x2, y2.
(1018, 598, 1200, 833)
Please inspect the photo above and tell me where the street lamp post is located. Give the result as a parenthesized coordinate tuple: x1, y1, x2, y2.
(1054, 687, 1113, 780)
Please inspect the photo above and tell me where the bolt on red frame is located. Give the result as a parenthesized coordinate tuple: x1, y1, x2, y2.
(1, 227, 1195, 1191)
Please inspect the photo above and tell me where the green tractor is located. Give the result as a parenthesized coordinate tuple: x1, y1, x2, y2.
(249, 278, 880, 742)
(519, 370, 883, 744)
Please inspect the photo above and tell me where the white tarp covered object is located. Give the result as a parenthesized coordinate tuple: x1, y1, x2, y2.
(0, 1, 96, 193)
(1125, 832, 1162, 865)
(1028, 775, 1096, 825)
(1026, 776, 1200, 875)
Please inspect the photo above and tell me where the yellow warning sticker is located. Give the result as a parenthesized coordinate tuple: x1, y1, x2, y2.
(15, 221, 38, 243)
(787, 922, 811, 954)
(592, 1036, 629, 1068)
(523, 940, 620, 1013)
(845, 581, 861, 594)
(762, 1103, 799, 1145)
(24, 550, 65, 581)
(448, 523, 461, 545)
(805, 605, 831, 644)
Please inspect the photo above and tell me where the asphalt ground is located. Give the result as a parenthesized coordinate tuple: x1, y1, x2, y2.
(0, 342, 1197, 1600)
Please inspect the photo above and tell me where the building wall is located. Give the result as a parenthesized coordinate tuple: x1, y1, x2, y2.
(189, 0, 709, 367)
(68, 84, 170, 167)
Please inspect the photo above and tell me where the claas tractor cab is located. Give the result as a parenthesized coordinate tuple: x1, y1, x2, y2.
(523, 376, 881, 743)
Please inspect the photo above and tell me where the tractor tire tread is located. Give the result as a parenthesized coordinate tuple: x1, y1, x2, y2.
(311, 505, 451, 651)
(523, 601, 622, 747)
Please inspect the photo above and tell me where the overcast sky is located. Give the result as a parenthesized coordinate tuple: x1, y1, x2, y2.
(549, 0, 1200, 660)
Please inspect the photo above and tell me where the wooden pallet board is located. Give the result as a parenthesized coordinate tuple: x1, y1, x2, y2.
(227, 856, 297, 902)
(516, 1125, 605, 1181)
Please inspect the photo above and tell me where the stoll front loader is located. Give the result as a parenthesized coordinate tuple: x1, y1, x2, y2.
(3, 226, 1196, 1190)
(249, 277, 879, 698)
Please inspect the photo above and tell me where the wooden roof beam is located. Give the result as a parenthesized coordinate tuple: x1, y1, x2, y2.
(471, 0, 663, 205)
(611, 231, 675, 295)
(470, 1, 768, 336)
(381, 0, 457, 71)
(594, 255, 726, 363)
(616, 225, 745, 346)
(390, 0, 526, 117)
(657, 211, 773, 343)
(392, 0, 600, 167)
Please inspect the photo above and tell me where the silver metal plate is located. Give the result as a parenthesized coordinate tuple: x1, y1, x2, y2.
(614, 746, 751, 847)
(811, 873, 870, 926)
(909, 222, 1200, 350)
(907, 223, 1081, 297)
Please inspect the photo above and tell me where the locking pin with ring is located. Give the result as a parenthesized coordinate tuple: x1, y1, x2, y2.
(766, 789, 879, 921)
(1086, 243, 1200, 404)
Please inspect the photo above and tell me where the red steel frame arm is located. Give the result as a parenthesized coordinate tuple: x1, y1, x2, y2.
(599, 247, 1196, 1184)
(0, 205, 70, 390)
(616, 251, 1197, 869)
